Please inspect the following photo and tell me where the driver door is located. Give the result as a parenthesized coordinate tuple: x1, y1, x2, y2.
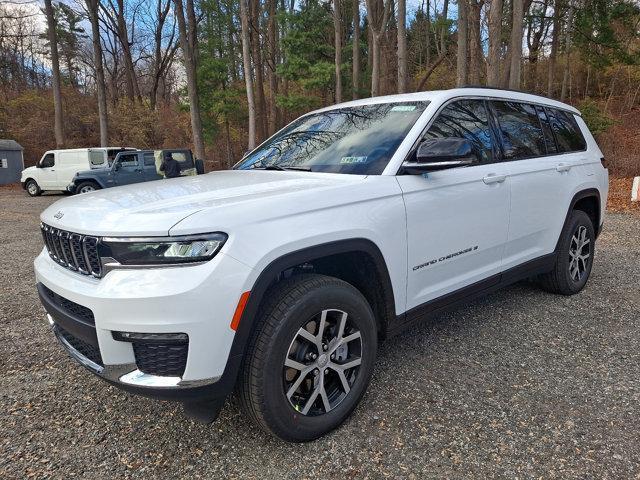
(114, 153, 144, 185)
(37, 152, 57, 188)
(396, 99, 511, 311)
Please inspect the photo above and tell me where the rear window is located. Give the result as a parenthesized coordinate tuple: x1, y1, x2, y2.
(547, 109, 586, 152)
(89, 150, 105, 166)
(143, 153, 155, 166)
(492, 101, 546, 160)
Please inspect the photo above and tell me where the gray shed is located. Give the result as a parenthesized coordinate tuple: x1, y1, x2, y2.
(0, 140, 24, 185)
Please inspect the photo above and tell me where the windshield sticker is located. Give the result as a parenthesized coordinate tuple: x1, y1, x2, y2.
(391, 105, 417, 112)
(340, 156, 368, 164)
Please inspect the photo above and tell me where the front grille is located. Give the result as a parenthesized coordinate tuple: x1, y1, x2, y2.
(133, 342, 188, 377)
(56, 325, 103, 367)
(41, 284, 95, 324)
(41, 223, 102, 277)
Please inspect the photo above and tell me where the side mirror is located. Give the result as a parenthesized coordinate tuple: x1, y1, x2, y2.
(403, 137, 478, 174)
(195, 158, 205, 175)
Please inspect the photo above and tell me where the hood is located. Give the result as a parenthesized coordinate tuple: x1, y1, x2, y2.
(22, 166, 36, 175)
(40, 170, 366, 236)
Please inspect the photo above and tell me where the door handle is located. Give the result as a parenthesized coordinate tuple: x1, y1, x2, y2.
(556, 163, 572, 172)
(482, 174, 506, 184)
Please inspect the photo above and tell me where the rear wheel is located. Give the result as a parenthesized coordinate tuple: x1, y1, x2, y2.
(238, 274, 377, 442)
(538, 210, 595, 295)
(76, 181, 100, 194)
(25, 179, 41, 197)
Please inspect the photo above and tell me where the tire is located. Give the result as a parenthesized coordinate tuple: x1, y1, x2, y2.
(75, 181, 101, 194)
(238, 273, 377, 442)
(25, 179, 41, 197)
(538, 210, 595, 295)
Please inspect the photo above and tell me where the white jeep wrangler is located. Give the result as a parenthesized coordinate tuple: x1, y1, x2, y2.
(35, 88, 608, 442)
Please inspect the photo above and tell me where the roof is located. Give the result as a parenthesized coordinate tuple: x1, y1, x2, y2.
(0, 139, 23, 151)
(313, 87, 580, 115)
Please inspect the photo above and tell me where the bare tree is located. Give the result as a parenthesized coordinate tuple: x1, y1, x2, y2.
(547, 0, 561, 96)
(560, 0, 573, 101)
(250, 0, 267, 141)
(266, 0, 279, 134)
(468, 0, 483, 84)
(102, 0, 141, 102)
(365, 0, 392, 97)
(239, 0, 256, 150)
(43, 0, 64, 147)
(456, 0, 468, 86)
(508, 0, 524, 89)
(174, 0, 205, 160)
(334, 0, 343, 102)
(397, 0, 408, 92)
(352, 0, 361, 99)
(86, 0, 108, 146)
(486, 0, 503, 86)
(149, 0, 178, 110)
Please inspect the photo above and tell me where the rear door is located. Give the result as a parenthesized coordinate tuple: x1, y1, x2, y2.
(492, 101, 588, 270)
(397, 98, 511, 310)
(143, 152, 162, 181)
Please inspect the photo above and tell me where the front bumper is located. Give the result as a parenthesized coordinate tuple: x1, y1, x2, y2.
(34, 248, 253, 400)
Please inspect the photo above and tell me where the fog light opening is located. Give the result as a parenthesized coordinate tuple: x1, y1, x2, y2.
(112, 331, 188, 344)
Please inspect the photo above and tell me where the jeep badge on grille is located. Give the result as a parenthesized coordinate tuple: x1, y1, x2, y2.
(54, 211, 64, 219)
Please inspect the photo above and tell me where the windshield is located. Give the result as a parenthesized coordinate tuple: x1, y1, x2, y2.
(234, 101, 429, 175)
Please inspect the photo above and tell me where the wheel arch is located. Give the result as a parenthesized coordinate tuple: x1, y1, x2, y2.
(554, 188, 601, 254)
(76, 176, 105, 189)
(219, 238, 396, 392)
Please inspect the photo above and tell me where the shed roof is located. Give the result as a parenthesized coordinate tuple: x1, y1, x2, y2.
(0, 140, 24, 151)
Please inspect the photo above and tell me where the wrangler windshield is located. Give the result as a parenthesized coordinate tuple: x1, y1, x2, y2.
(234, 101, 429, 175)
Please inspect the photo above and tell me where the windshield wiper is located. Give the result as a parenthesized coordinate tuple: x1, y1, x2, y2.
(260, 165, 312, 172)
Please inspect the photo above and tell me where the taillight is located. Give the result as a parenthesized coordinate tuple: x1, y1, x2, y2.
(600, 157, 607, 169)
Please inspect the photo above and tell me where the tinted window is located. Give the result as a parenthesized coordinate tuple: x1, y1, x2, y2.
(235, 102, 429, 175)
(548, 109, 586, 152)
(423, 99, 494, 163)
(493, 101, 546, 159)
(143, 153, 155, 166)
(535, 106, 557, 154)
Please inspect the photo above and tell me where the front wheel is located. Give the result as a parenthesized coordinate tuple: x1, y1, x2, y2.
(75, 181, 101, 194)
(238, 274, 377, 442)
(538, 210, 595, 295)
(25, 179, 41, 197)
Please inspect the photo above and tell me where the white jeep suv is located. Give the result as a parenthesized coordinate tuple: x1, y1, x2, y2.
(35, 88, 608, 442)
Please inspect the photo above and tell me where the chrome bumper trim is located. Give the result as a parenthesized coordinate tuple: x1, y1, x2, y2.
(49, 315, 220, 389)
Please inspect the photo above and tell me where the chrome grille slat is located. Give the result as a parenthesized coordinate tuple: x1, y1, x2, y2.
(41, 223, 102, 278)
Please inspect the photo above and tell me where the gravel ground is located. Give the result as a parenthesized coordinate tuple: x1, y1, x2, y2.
(1, 188, 639, 479)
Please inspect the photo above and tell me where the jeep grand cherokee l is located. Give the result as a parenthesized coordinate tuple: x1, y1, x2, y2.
(34, 88, 608, 442)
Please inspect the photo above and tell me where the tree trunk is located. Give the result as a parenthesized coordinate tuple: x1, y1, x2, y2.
(486, 0, 503, 86)
(44, 0, 64, 147)
(547, 0, 561, 96)
(468, 0, 482, 84)
(86, 0, 108, 146)
(239, 0, 256, 150)
(365, 0, 391, 97)
(352, 0, 361, 99)
(560, 0, 573, 102)
(440, 0, 449, 55)
(508, 0, 523, 89)
(334, 0, 343, 102)
(174, 0, 206, 160)
(251, 0, 267, 142)
(267, 0, 279, 134)
(456, 0, 468, 86)
(113, 0, 141, 102)
(397, 0, 407, 92)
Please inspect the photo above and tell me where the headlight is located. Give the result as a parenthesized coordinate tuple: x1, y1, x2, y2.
(99, 233, 227, 266)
